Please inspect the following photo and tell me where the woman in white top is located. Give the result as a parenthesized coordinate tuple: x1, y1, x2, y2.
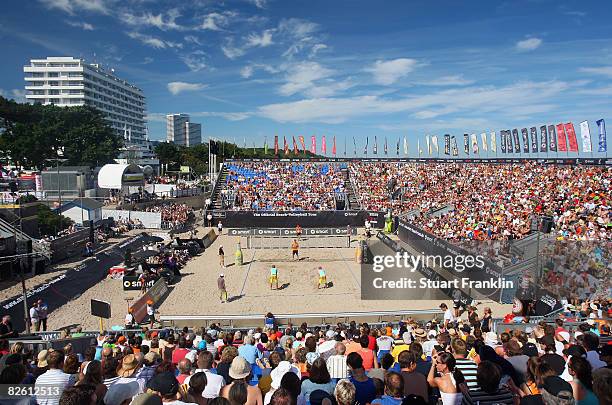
(427, 351, 465, 405)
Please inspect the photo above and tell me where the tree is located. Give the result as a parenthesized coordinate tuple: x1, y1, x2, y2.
(154, 142, 182, 169)
(0, 96, 123, 168)
(37, 205, 73, 237)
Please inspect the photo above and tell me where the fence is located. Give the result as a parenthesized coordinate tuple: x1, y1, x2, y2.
(101, 209, 162, 229)
(49, 228, 91, 263)
(213, 210, 385, 228)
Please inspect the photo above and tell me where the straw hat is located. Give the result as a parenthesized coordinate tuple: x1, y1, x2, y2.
(37, 350, 48, 368)
(117, 354, 139, 377)
(229, 356, 251, 380)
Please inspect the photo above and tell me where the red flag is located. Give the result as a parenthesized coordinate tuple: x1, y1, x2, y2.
(311, 136, 316, 153)
(332, 136, 336, 156)
(556, 123, 568, 152)
(274, 136, 279, 155)
(283, 136, 289, 154)
(322, 135, 327, 155)
(299, 136, 305, 153)
(564, 123, 579, 152)
(292, 136, 298, 154)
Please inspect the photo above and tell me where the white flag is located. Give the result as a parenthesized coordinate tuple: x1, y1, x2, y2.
(480, 133, 488, 152)
(579, 121, 592, 153)
(471, 133, 479, 154)
(403, 136, 408, 155)
(426, 135, 431, 155)
(418, 139, 422, 156)
(490, 131, 497, 152)
(432, 135, 439, 152)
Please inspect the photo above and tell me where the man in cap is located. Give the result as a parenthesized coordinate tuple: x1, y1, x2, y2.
(218, 273, 228, 303)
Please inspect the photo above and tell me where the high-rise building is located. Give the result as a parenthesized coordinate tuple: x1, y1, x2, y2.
(166, 113, 202, 147)
(23, 56, 147, 148)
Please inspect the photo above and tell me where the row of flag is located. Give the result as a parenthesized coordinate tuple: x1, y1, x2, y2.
(262, 119, 607, 156)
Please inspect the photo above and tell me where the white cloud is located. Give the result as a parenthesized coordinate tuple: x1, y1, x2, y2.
(304, 79, 354, 98)
(39, 0, 109, 15)
(147, 111, 251, 122)
(246, 29, 274, 47)
(279, 61, 334, 96)
(366, 58, 419, 85)
(240, 66, 254, 78)
(181, 51, 207, 72)
(65, 20, 94, 30)
(579, 66, 612, 78)
(258, 80, 571, 124)
(120, 8, 184, 31)
(184, 35, 203, 46)
(127, 31, 182, 49)
(309, 43, 328, 58)
(142, 57, 154, 64)
(515, 37, 542, 51)
(248, 0, 267, 9)
(221, 41, 246, 59)
(200, 12, 235, 31)
(278, 18, 319, 39)
(167, 82, 207, 95)
(418, 75, 474, 86)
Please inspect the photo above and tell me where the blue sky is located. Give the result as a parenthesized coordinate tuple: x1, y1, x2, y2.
(0, 0, 611, 157)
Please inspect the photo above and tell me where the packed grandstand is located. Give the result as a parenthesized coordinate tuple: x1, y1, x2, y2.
(220, 161, 610, 242)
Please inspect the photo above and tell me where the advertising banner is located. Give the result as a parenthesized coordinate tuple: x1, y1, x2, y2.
(215, 210, 385, 228)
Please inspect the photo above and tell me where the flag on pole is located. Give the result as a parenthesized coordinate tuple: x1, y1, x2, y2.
(293, 136, 298, 155)
(451, 136, 458, 156)
(480, 133, 488, 152)
(512, 129, 521, 153)
(353, 137, 357, 155)
(444, 134, 450, 155)
(373, 136, 378, 154)
(322, 135, 327, 155)
(403, 136, 408, 155)
(384, 137, 388, 155)
(500, 130, 507, 153)
(579, 121, 592, 153)
(364, 137, 369, 155)
(564, 123, 579, 152)
(426, 135, 431, 155)
(556, 124, 568, 152)
(332, 136, 337, 156)
(264, 137, 268, 155)
(490, 131, 497, 153)
(253, 141, 256, 154)
(471, 134, 479, 154)
(539, 126, 548, 153)
(311, 135, 316, 154)
(418, 139, 423, 156)
(530, 127, 538, 153)
(274, 136, 279, 154)
(299, 136, 306, 153)
(432, 135, 439, 153)
(396, 138, 400, 155)
(284, 136, 289, 154)
(596, 119, 607, 152)
(463, 133, 469, 155)
(521, 128, 530, 153)
(547, 125, 558, 152)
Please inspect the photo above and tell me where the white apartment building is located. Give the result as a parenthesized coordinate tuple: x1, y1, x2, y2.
(166, 113, 202, 147)
(24, 56, 147, 148)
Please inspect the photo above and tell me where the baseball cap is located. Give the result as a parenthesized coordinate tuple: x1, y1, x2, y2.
(219, 273, 224, 277)
(522, 342, 538, 357)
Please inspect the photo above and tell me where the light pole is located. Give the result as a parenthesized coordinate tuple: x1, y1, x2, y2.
(47, 147, 67, 233)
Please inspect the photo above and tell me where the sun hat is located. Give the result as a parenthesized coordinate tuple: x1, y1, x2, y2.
(37, 350, 48, 368)
(144, 351, 160, 365)
(270, 361, 300, 389)
(117, 354, 139, 377)
(229, 356, 251, 380)
(414, 328, 426, 338)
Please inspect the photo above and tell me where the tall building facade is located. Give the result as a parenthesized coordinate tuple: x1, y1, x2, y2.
(23, 56, 147, 148)
(166, 114, 202, 147)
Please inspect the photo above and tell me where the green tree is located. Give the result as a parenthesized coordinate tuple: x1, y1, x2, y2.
(154, 142, 182, 170)
(37, 205, 73, 236)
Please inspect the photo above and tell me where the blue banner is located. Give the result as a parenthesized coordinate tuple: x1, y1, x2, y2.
(597, 119, 607, 152)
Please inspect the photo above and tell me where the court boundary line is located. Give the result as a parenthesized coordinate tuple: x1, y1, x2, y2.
(238, 249, 257, 297)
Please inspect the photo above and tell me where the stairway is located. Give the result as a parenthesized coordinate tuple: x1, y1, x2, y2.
(342, 168, 360, 210)
(211, 165, 229, 210)
(0, 217, 51, 260)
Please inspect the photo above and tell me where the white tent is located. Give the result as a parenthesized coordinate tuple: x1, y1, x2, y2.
(98, 164, 144, 189)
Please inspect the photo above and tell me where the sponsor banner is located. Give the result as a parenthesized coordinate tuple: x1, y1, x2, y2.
(580, 121, 592, 153)
(490, 131, 497, 152)
(444, 134, 450, 155)
(396, 220, 506, 301)
(216, 210, 385, 228)
(556, 123, 567, 152)
(131, 278, 169, 324)
(229, 227, 358, 236)
(530, 127, 538, 153)
(521, 128, 530, 153)
(451, 136, 459, 156)
(505, 130, 513, 153)
(512, 129, 521, 153)
(122, 275, 158, 291)
(564, 122, 579, 152)
(540, 125, 548, 153)
(463, 133, 470, 155)
(548, 125, 558, 152)
(596, 119, 607, 152)
(223, 158, 610, 165)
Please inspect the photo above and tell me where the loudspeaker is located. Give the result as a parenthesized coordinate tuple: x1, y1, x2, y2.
(34, 258, 46, 275)
(0, 262, 12, 281)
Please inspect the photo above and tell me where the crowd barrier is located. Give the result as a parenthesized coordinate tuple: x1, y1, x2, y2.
(212, 210, 385, 228)
(159, 309, 442, 329)
(201, 229, 218, 249)
(102, 209, 162, 229)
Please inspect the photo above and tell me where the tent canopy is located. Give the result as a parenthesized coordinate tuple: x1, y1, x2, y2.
(98, 164, 144, 189)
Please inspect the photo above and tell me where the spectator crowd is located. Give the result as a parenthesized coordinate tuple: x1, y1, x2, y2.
(1, 303, 610, 405)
